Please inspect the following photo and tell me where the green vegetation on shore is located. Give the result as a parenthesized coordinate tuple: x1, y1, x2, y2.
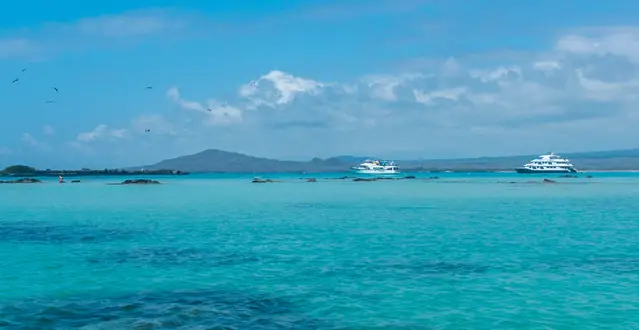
(0, 165, 188, 177)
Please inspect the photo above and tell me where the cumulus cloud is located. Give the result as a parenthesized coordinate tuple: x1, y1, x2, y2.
(0, 146, 12, 155)
(76, 124, 127, 142)
(167, 87, 242, 126)
(0, 9, 197, 58)
(68, 25, 639, 159)
(43, 125, 55, 135)
(21, 133, 51, 151)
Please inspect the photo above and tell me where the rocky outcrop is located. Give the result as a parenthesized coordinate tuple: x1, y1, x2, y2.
(0, 178, 41, 184)
(252, 178, 277, 183)
(111, 179, 161, 185)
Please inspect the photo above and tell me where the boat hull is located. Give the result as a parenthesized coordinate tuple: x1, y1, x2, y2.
(352, 169, 400, 175)
(515, 167, 577, 174)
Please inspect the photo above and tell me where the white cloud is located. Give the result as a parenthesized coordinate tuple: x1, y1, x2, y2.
(238, 70, 325, 108)
(21, 133, 51, 151)
(0, 146, 12, 155)
(0, 38, 34, 58)
(167, 87, 242, 125)
(76, 124, 127, 142)
(43, 125, 55, 135)
(131, 114, 178, 136)
(72, 10, 184, 38)
(0, 9, 196, 59)
(68, 25, 639, 159)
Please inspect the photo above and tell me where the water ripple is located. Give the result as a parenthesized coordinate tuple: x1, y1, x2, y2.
(0, 289, 330, 329)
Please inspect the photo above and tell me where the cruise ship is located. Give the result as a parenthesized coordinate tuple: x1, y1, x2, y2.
(515, 152, 578, 174)
(351, 159, 399, 174)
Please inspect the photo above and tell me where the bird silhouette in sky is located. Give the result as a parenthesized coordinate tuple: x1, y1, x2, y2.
(145, 86, 152, 90)
(12, 78, 19, 83)
(21, 68, 26, 73)
(207, 108, 212, 112)
(53, 87, 58, 93)
(45, 100, 55, 104)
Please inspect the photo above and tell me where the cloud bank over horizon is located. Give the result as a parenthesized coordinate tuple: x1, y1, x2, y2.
(2, 3, 639, 168)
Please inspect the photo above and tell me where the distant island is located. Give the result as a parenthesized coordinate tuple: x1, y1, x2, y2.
(141, 148, 639, 173)
(5, 148, 639, 176)
(0, 165, 188, 177)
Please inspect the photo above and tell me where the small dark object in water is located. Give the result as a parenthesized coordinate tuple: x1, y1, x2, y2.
(404, 175, 416, 179)
(586, 175, 593, 178)
(353, 178, 377, 182)
(543, 179, 556, 183)
(0, 178, 41, 184)
(307, 178, 317, 182)
(428, 176, 439, 179)
(252, 178, 276, 183)
(120, 179, 160, 185)
(71, 180, 81, 183)
(558, 175, 578, 178)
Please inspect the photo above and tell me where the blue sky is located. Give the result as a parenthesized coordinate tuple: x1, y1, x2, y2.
(2, 0, 639, 168)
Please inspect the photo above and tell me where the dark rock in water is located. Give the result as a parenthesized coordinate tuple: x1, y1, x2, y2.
(306, 178, 317, 182)
(251, 178, 276, 183)
(0, 177, 41, 184)
(118, 179, 160, 185)
(0, 221, 139, 244)
(353, 178, 377, 182)
(558, 175, 579, 178)
(543, 179, 556, 183)
(0, 289, 331, 329)
(71, 180, 81, 183)
(404, 175, 416, 179)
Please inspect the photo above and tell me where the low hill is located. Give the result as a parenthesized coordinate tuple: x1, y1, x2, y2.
(147, 149, 346, 173)
(146, 148, 639, 172)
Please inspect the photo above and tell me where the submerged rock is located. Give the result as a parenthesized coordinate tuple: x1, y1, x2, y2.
(114, 179, 161, 185)
(353, 178, 377, 182)
(251, 178, 276, 183)
(0, 178, 41, 184)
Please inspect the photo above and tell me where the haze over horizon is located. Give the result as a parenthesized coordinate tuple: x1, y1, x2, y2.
(2, 0, 639, 169)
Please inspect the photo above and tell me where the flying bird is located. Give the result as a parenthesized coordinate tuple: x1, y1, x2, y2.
(145, 129, 150, 132)
(21, 68, 26, 73)
(45, 100, 55, 104)
(12, 78, 19, 83)
(145, 86, 152, 90)
(53, 87, 58, 93)
(207, 108, 212, 112)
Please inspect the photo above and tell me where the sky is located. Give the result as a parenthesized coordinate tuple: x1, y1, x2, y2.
(2, 0, 639, 168)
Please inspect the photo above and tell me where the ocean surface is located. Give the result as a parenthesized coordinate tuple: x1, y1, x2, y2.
(1, 171, 639, 329)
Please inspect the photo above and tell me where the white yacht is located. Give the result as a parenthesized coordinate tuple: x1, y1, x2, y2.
(515, 152, 578, 174)
(351, 159, 400, 174)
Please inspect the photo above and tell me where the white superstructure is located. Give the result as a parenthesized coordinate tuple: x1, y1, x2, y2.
(351, 159, 400, 174)
(515, 152, 578, 174)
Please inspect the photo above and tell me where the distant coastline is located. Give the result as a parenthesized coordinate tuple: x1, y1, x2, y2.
(4, 147, 639, 175)
(1, 165, 188, 177)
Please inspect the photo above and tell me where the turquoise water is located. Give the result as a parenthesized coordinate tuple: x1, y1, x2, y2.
(1, 172, 639, 329)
